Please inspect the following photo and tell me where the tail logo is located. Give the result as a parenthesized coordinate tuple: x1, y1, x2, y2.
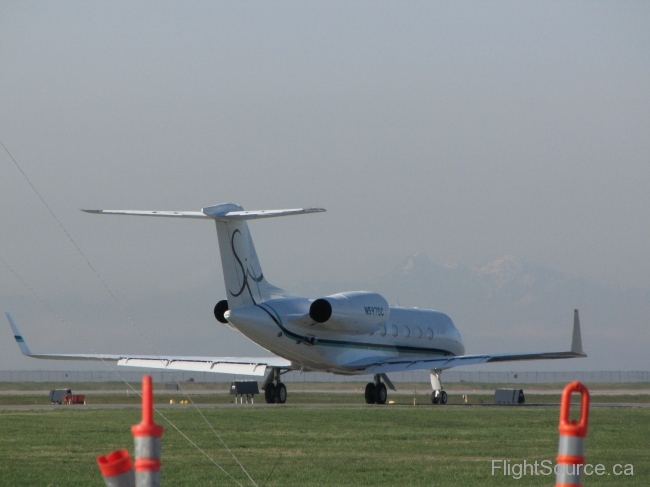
(229, 229, 264, 304)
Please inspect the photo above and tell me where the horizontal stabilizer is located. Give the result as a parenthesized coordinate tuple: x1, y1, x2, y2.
(202, 205, 326, 221)
(82, 209, 210, 219)
(82, 204, 326, 222)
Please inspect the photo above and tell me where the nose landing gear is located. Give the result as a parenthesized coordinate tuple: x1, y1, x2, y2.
(430, 369, 447, 405)
(431, 389, 448, 405)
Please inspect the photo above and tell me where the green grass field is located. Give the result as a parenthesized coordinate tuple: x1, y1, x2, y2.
(0, 400, 647, 486)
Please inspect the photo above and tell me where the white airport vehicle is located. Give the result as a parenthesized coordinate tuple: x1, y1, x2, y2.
(6, 203, 586, 405)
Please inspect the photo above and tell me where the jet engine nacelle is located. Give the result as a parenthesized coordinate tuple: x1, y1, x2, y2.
(214, 300, 229, 324)
(309, 291, 389, 335)
(214, 299, 241, 333)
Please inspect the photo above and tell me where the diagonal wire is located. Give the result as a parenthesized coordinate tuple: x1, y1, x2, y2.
(0, 254, 246, 487)
(1, 139, 258, 486)
(262, 453, 282, 487)
(173, 380, 260, 487)
(152, 408, 247, 487)
(0, 256, 254, 486)
(0, 140, 120, 305)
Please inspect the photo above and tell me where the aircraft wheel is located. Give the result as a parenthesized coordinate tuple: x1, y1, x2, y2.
(431, 390, 440, 405)
(275, 383, 287, 404)
(265, 384, 276, 404)
(440, 390, 448, 405)
(375, 383, 387, 405)
(364, 383, 376, 404)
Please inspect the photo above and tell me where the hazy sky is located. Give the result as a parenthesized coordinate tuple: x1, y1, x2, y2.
(1, 2, 648, 371)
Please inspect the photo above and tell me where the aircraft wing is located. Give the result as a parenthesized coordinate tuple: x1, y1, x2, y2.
(5, 312, 292, 376)
(363, 350, 585, 375)
(362, 310, 586, 374)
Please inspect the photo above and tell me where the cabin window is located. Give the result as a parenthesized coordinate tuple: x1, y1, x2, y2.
(415, 326, 422, 339)
(379, 324, 386, 337)
(402, 326, 410, 338)
(427, 327, 433, 340)
(391, 324, 398, 337)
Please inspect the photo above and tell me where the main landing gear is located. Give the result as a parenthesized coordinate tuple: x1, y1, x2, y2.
(430, 369, 447, 405)
(364, 374, 388, 405)
(263, 367, 287, 404)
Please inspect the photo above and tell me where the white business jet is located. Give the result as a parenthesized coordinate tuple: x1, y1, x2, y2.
(6, 203, 585, 405)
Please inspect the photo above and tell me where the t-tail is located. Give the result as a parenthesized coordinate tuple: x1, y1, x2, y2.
(82, 203, 325, 309)
(205, 203, 293, 308)
(210, 205, 270, 307)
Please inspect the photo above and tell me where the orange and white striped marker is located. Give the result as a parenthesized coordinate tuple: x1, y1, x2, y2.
(97, 449, 135, 487)
(132, 375, 164, 487)
(556, 381, 590, 487)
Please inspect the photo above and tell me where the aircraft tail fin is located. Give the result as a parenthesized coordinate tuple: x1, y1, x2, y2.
(214, 214, 270, 309)
(203, 204, 325, 308)
(83, 203, 325, 309)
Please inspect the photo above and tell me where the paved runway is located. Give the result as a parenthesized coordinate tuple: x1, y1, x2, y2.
(2, 401, 649, 411)
(2, 388, 650, 395)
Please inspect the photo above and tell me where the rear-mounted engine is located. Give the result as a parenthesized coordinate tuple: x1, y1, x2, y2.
(308, 291, 389, 335)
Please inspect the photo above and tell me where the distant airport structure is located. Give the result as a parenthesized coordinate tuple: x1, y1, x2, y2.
(0, 370, 647, 384)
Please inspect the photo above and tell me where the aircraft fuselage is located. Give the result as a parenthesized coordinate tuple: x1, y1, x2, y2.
(225, 296, 465, 374)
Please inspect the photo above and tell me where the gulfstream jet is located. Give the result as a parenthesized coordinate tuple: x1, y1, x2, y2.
(6, 203, 586, 405)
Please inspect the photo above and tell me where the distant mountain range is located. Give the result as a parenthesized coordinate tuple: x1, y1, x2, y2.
(4, 252, 645, 371)
(294, 253, 650, 370)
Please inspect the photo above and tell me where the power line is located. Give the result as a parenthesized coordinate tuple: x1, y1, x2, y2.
(1, 139, 258, 486)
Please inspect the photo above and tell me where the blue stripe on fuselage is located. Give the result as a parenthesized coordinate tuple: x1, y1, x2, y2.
(256, 303, 453, 357)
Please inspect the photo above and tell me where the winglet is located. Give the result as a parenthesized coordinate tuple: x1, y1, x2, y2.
(5, 312, 32, 356)
(571, 309, 585, 355)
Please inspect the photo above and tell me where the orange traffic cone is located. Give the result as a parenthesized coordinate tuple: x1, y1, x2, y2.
(97, 449, 135, 487)
(555, 381, 590, 487)
(132, 375, 164, 487)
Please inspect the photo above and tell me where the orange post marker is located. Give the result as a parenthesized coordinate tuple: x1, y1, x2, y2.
(97, 449, 135, 487)
(555, 381, 590, 487)
(132, 375, 164, 487)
